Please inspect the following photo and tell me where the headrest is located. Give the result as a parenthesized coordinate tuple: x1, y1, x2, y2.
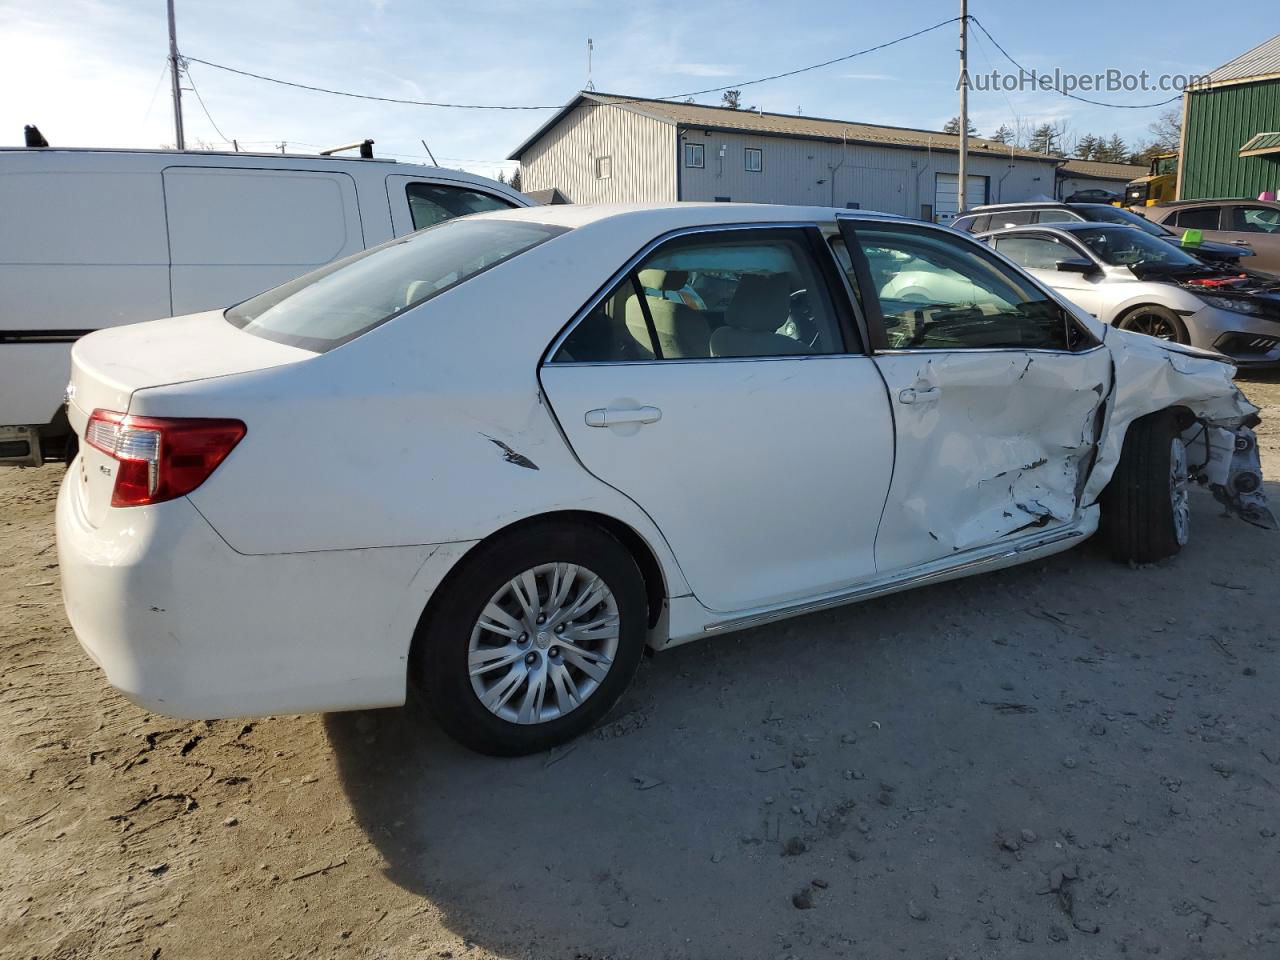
(726, 274, 791, 332)
(637, 269, 690, 291)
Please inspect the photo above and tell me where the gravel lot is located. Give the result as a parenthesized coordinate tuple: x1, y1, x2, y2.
(3, 374, 1279, 960)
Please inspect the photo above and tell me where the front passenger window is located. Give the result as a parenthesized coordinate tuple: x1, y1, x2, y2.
(405, 182, 515, 230)
(846, 224, 1073, 352)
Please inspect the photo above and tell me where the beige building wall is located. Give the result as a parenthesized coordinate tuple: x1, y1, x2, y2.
(519, 102, 675, 204)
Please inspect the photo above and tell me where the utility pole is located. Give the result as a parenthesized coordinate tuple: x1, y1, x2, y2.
(957, 0, 968, 216)
(167, 0, 185, 150)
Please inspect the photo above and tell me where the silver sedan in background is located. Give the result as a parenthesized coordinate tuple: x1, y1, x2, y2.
(977, 222, 1280, 367)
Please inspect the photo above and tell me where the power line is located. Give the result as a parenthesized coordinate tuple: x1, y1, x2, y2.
(183, 62, 233, 143)
(969, 17, 1182, 109)
(181, 17, 962, 111)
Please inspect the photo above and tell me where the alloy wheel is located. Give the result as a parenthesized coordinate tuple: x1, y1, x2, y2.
(1126, 310, 1179, 341)
(467, 563, 620, 725)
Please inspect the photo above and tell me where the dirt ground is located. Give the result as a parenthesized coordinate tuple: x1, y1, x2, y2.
(3, 376, 1280, 960)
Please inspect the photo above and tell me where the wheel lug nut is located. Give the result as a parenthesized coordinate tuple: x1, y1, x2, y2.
(536, 614, 546, 625)
(518, 633, 528, 644)
(554, 624, 565, 634)
(525, 653, 537, 665)
(548, 646, 560, 658)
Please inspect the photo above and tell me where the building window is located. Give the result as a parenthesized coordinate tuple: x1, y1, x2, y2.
(745, 147, 762, 173)
(685, 142, 705, 168)
(595, 155, 612, 180)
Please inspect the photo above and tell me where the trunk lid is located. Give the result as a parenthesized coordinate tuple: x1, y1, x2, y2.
(68, 310, 312, 526)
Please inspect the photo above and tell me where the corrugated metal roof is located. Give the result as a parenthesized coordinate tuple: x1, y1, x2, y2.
(1239, 131, 1280, 157)
(1056, 158, 1148, 181)
(509, 91, 1058, 163)
(1207, 33, 1280, 84)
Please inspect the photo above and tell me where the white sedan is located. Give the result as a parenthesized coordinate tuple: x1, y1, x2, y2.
(57, 204, 1272, 755)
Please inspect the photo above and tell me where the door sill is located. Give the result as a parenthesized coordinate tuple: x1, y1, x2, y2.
(701, 512, 1097, 635)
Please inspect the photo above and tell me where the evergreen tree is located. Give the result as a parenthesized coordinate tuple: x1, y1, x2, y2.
(943, 115, 977, 136)
(989, 124, 1014, 145)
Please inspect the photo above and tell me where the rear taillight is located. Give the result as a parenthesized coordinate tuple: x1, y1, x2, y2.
(86, 410, 246, 507)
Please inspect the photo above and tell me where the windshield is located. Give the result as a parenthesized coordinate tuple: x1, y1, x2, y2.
(226, 218, 566, 352)
(1073, 225, 1202, 269)
(1080, 205, 1173, 238)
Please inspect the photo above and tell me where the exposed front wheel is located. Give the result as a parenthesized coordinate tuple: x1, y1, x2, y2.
(1100, 409, 1189, 563)
(413, 522, 647, 756)
(1116, 304, 1189, 345)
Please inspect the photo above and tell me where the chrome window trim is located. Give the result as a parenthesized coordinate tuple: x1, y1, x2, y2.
(542, 219, 873, 366)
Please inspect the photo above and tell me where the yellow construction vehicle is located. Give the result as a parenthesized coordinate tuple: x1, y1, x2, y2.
(1124, 153, 1178, 207)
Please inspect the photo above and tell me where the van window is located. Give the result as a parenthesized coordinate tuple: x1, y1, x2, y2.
(226, 218, 564, 352)
(405, 182, 517, 230)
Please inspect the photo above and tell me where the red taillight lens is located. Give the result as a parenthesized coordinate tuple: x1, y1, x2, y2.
(86, 410, 246, 507)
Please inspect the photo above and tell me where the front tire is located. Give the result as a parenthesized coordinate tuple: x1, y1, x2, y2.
(413, 521, 648, 756)
(1100, 410, 1190, 564)
(1116, 304, 1189, 345)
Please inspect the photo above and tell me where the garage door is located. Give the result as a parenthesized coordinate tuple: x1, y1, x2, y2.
(934, 173, 989, 224)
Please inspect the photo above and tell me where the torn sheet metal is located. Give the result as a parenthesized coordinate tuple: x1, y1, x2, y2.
(872, 348, 1111, 571)
(1081, 327, 1274, 528)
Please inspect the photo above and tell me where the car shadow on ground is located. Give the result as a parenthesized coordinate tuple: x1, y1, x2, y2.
(326, 488, 1279, 958)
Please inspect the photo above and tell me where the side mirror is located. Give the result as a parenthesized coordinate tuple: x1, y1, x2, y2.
(1055, 257, 1097, 275)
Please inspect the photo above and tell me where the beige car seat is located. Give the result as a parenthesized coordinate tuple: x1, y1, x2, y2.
(710, 274, 809, 357)
(625, 269, 711, 359)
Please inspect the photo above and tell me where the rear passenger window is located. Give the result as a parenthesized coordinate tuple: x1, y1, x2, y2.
(551, 228, 849, 362)
(1175, 207, 1221, 230)
(989, 211, 1034, 229)
(405, 182, 515, 230)
(1034, 210, 1076, 224)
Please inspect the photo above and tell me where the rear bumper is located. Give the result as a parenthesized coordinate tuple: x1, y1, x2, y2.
(56, 467, 474, 719)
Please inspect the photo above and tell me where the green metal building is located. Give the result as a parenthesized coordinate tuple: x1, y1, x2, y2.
(1179, 34, 1280, 200)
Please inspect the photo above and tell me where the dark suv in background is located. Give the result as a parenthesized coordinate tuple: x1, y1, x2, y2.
(952, 202, 1254, 268)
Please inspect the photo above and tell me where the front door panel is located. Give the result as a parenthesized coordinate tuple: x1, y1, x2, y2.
(872, 347, 1111, 573)
(540, 357, 894, 613)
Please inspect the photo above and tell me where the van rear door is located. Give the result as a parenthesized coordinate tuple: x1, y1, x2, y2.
(164, 167, 366, 315)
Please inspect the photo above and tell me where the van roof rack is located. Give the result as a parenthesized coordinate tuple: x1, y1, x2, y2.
(318, 139, 374, 159)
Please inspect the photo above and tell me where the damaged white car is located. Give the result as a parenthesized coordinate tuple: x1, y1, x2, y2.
(56, 204, 1273, 756)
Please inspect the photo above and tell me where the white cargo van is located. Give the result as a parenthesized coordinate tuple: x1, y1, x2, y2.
(0, 147, 530, 465)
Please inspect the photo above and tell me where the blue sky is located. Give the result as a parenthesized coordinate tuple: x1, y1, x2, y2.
(1, 0, 1271, 181)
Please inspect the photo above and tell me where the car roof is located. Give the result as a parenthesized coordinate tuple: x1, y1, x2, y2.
(470, 202, 914, 231)
(961, 201, 1070, 214)
(1153, 198, 1280, 208)
(976, 222, 1106, 238)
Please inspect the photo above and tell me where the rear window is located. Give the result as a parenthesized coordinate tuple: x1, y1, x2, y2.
(226, 218, 565, 351)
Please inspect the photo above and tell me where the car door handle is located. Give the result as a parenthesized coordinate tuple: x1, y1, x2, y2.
(1231, 239, 1251, 246)
(898, 387, 940, 404)
(584, 406, 663, 427)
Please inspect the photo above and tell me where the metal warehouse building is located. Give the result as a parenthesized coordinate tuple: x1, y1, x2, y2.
(509, 92, 1060, 223)
(1055, 158, 1146, 200)
(1179, 33, 1280, 199)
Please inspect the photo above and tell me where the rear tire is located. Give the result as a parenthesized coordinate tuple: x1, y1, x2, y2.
(1100, 409, 1189, 564)
(412, 521, 647, 756)
(1116, 304, 1189, 345)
